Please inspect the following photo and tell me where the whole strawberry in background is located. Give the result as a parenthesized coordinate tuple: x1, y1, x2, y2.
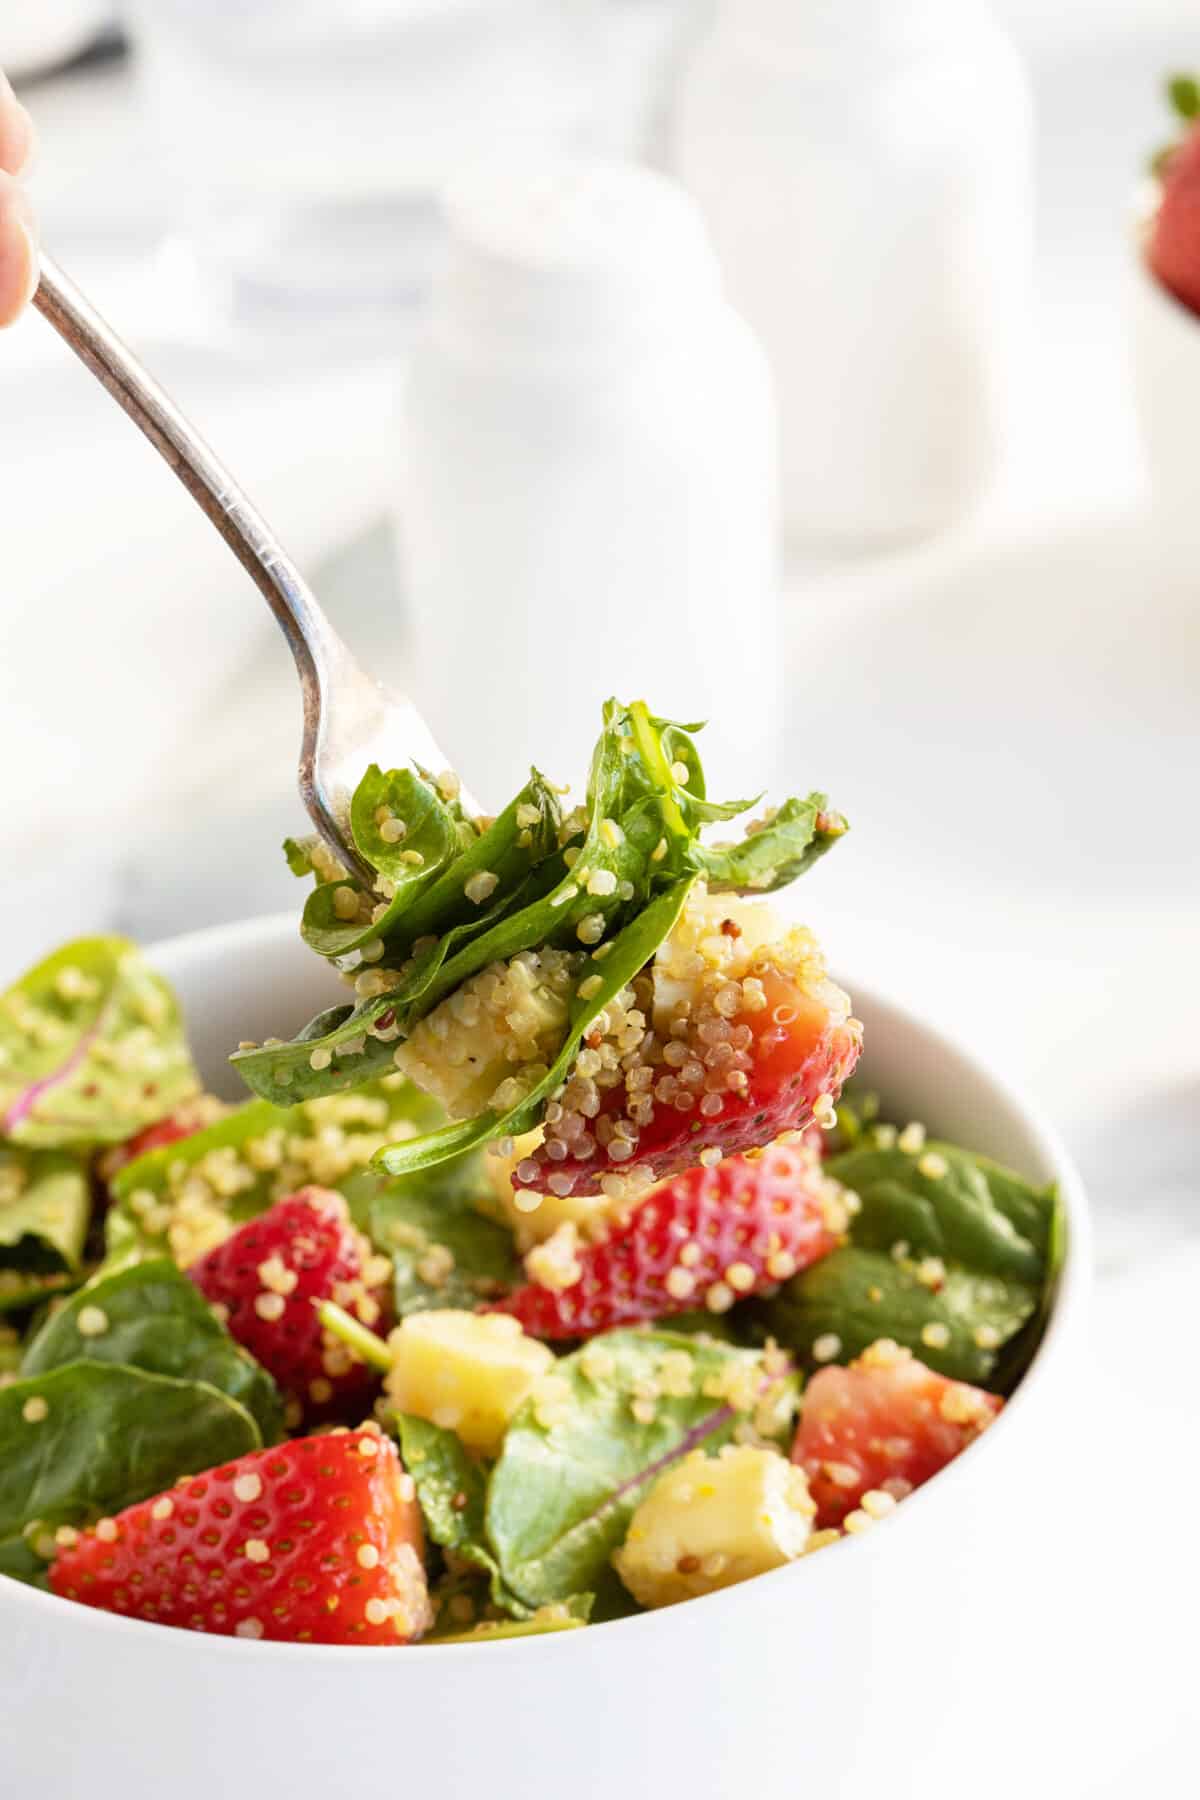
(1148, 73, 1200, 316)
(187, 1188, 392, 1424)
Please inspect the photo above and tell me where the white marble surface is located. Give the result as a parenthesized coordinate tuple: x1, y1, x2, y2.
(1, 8, 1197, 1792)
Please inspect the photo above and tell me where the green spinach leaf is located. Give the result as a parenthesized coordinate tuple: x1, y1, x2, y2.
(428, 1602, 590, 1644)
(236, 698, 849, 1143)
(687, 794, 847, 894)
(0, 937, 197, 1149)
(392, 1412, 535, 1618)
(21, 1258, 284, 1443)
(345, 1157, 519, 1316)
(758, 1141, 1059, 1389)
(0, 1147, 91, 1272)
(486, 1329, 790, 1612)
(0, 1266, 79, 1316)
(0, 1362, 261, 1563)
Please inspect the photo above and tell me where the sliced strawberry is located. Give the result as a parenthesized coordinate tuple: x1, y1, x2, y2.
(100, 1095, 225, 1179)
(187, 1188, 391, 1421)
(791, 1339, 1003, 1528)
(489, 1137, 847, 1340)
(50, 1427, 431, 1645)
(1149, 121, 1200, 316)
(519, 960, 861, 1198)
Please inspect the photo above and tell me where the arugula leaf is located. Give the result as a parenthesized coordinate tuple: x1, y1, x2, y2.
(375, 879, 695, 1180)
(0, 1363, 261, 1558)
(0, 1147, 91, 1272)
(106, 1077, 434, 1259)
(0, 937, 198, 1150)
(758, 1142, 1058, 1389)
(486, 1329, 791, 1612)
(344, 1158, 519, 1316)
(21, 1258, 284, 1443)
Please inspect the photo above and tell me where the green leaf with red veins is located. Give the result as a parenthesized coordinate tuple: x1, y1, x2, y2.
(0, 938, 198, 1151)
(485, 1330, 793, 1613)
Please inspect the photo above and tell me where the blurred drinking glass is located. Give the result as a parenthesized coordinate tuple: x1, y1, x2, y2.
(123, 0, 599, 345)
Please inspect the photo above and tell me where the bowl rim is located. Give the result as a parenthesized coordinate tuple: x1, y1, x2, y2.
(1, 912, 1091, 1665)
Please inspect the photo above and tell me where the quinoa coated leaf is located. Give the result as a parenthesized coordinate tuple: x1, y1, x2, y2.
(105, 1077, 439, 1261)
(239, 697, 848, 1163)
(0, 937, 198, 1150)
(373, 878, 696, 1181)
(21, 1257, 284, 1444)
(757, 1141, 1059, 1390)
(342, 1157, 520, 1317)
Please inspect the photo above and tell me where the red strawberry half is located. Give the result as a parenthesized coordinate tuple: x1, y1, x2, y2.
(517, 958, 861, 1199)
(100, 1095, 225, 1180)
(188, 1187, 391, 1421)
(51, 1428, 431, 1644)
(489, 1136, 848, 1340)
(792, 1339, 1003, 1528)
(1149, 111, 1200, 316)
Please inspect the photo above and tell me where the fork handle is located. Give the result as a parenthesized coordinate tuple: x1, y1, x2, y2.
(32, 253, 343, 730)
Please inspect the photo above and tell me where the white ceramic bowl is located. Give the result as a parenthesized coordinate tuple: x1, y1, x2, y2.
(0, 915, 1089, 1800)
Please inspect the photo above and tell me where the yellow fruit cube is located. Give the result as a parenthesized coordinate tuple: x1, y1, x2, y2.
(384, 1309, 554, 1457)
(392, 952, 572, 1120)
(481, 1130, 618, 1250)
(613, 1445, 816, 1609)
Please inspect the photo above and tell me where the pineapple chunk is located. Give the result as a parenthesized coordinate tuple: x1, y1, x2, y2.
(384, 1309, 553, 1457)
(613, 1445, 816, 1609)
(393, 952, 573, 1119)
(482, 1130, 618, 1250)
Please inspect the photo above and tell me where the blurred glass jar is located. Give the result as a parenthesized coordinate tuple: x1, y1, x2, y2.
(122, 0, 602, 344)
(0, 1, 112, 79)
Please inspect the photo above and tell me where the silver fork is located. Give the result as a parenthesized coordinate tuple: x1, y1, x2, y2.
(33, 252, 475, 889)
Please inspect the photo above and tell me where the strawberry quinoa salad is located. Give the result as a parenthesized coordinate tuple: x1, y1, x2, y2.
(0, 703, 1062, 1645)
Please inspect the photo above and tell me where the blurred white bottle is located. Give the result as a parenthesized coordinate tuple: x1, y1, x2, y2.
(395, 158, 778, 801)
(673, 0, 1033, 548)
(125, 0, 598, 342)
